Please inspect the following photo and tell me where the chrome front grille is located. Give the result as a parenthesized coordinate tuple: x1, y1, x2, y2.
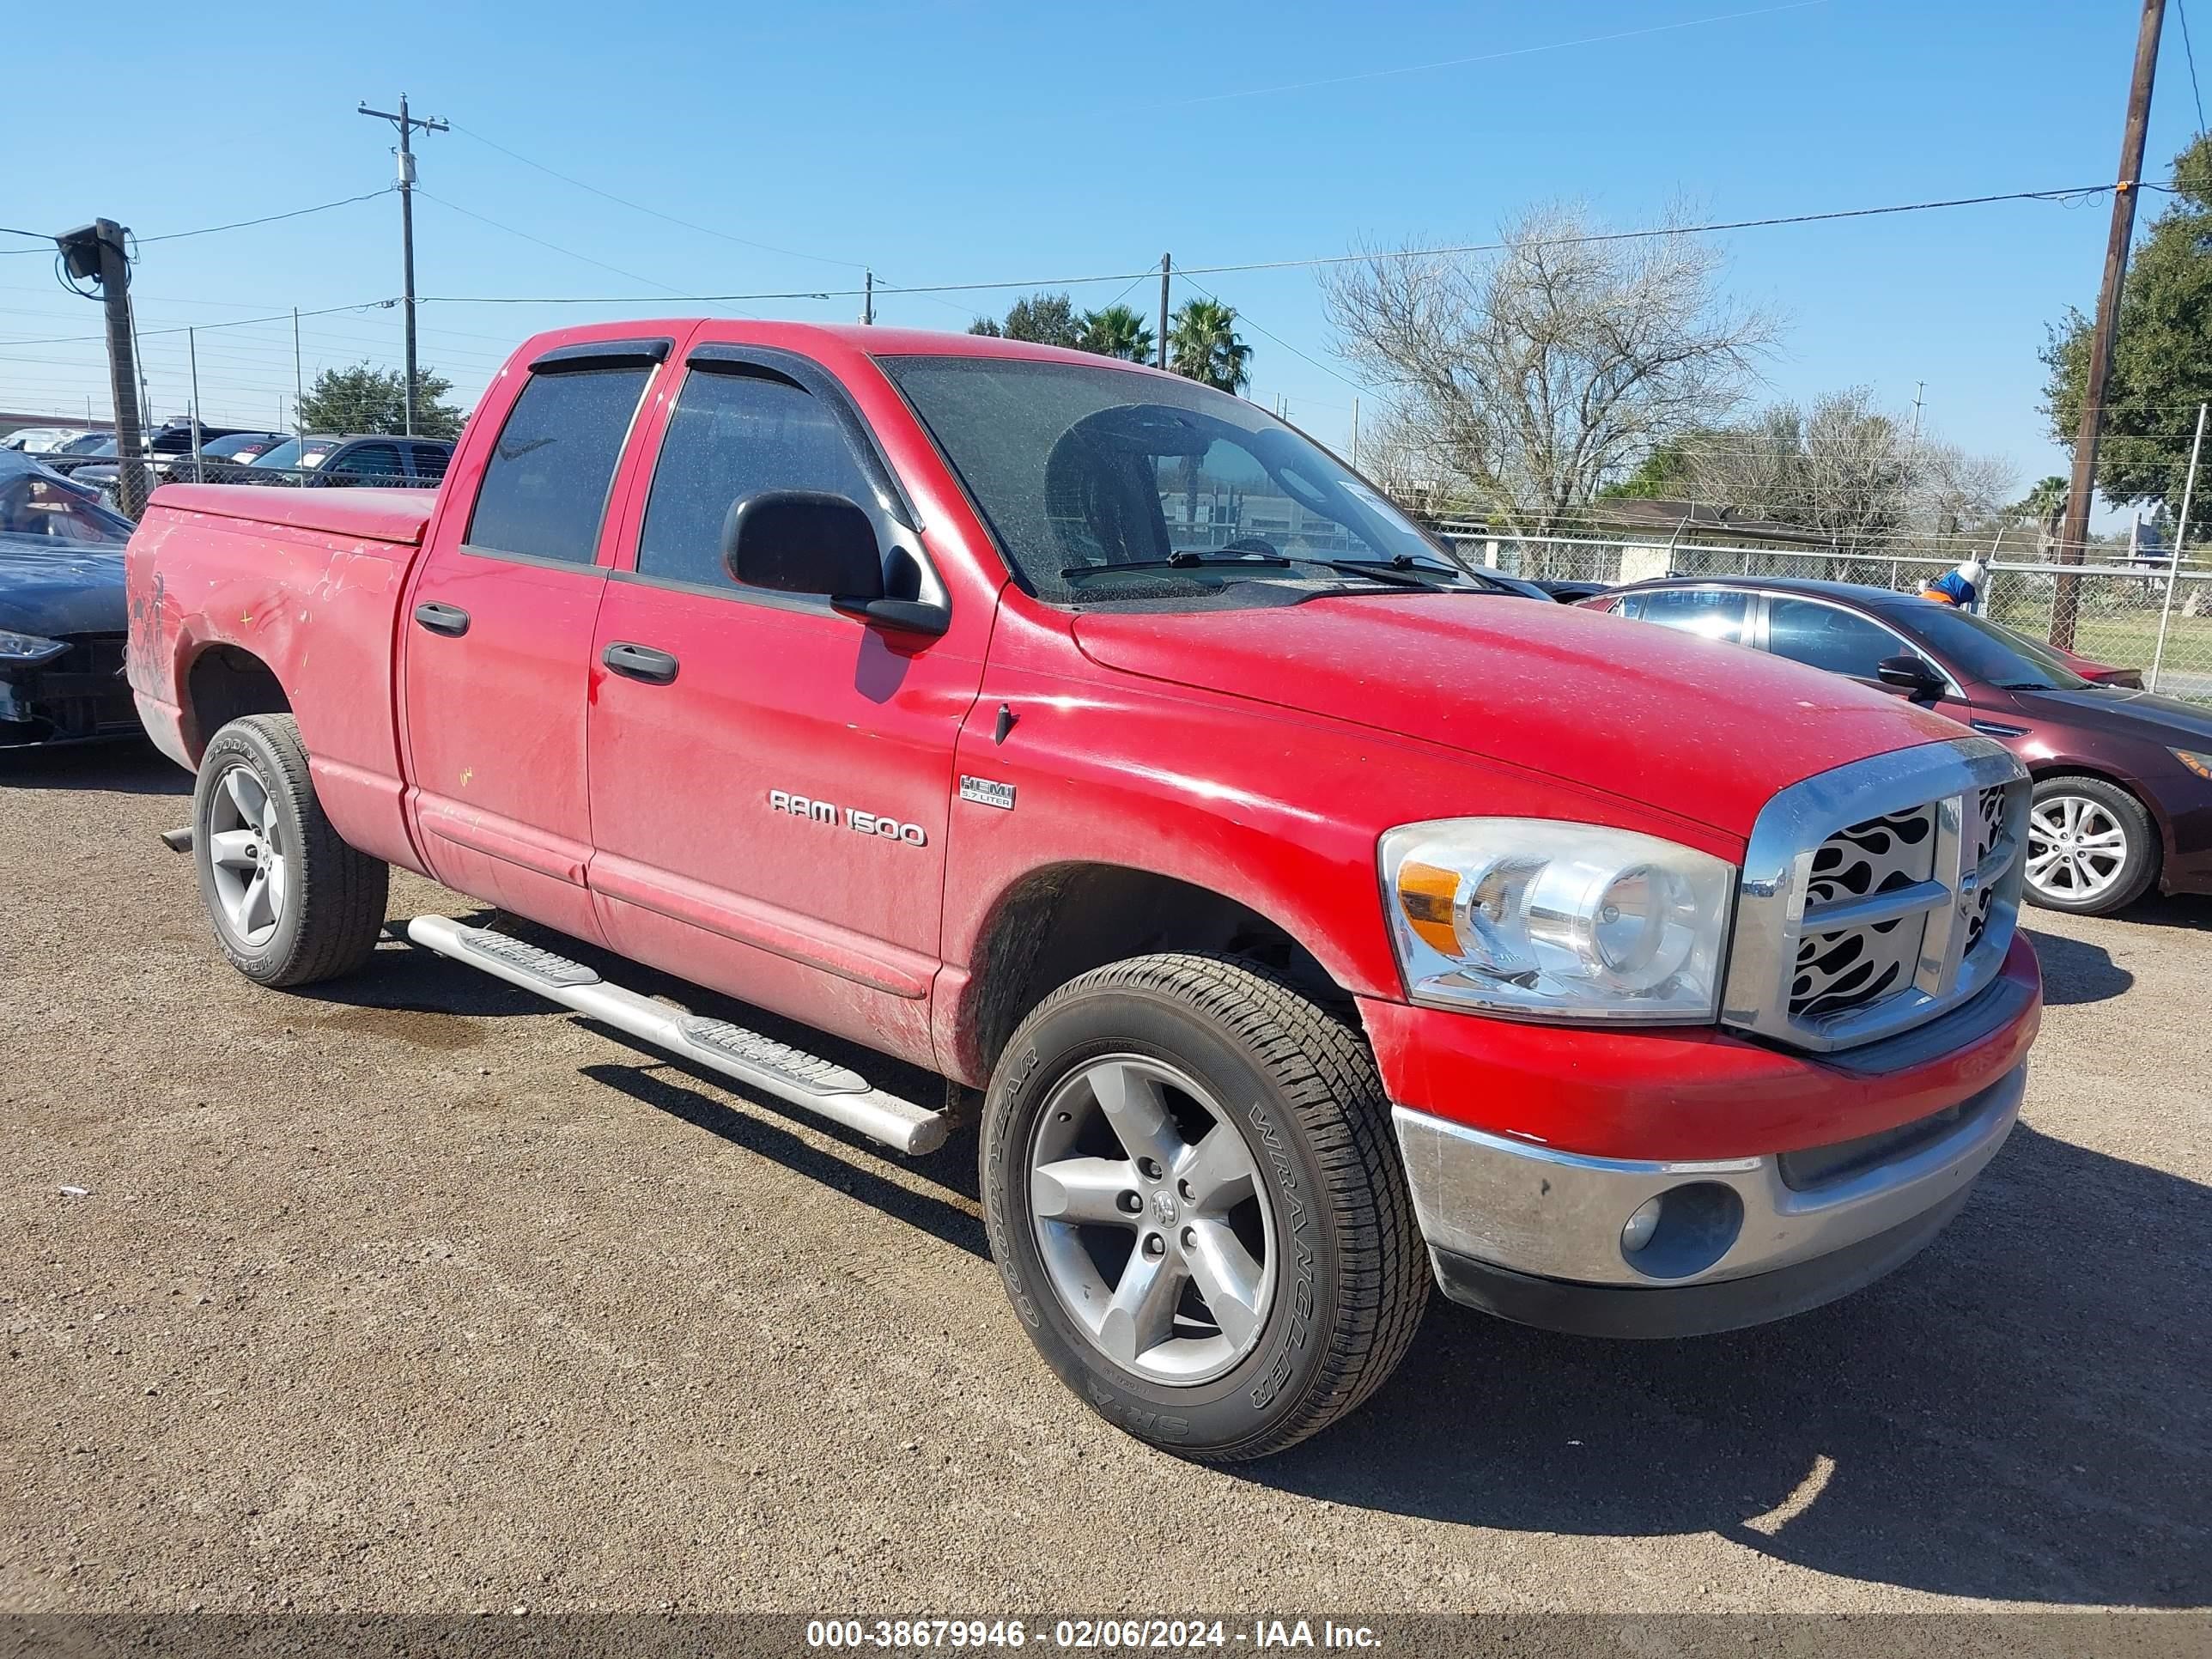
(1791, 805, 1938, 1020)
(1723, 739, 2030, 1054)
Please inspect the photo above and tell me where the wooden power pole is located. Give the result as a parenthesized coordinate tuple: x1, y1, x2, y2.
(1158, 253, 1171, 371)
(359, 94, 447, 436)
(2054, 0, 2165, 650)
(55, 220, 149, 517)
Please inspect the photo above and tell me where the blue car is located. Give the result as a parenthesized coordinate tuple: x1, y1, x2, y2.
(0, 449, 139, 748)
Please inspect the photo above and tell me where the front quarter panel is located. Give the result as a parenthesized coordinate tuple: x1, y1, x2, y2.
(934, 598, 1747, 1080)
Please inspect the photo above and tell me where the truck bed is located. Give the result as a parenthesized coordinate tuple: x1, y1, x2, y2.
(149, 483, 435, 547)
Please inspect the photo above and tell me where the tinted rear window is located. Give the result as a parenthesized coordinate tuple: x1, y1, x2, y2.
(466, 367, 650, 564)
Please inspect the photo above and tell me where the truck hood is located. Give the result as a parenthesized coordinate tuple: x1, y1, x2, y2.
(0, 538, 126, 638)
(1071, 592, 1970, 838)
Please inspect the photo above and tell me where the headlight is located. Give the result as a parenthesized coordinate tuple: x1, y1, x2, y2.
(1380, 818, 1735, 1023)
(2174, 748, 2212, 781)
(0, 630, 68, 665)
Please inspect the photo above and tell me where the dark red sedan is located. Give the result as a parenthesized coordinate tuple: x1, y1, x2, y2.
(1584, 575, 2212, 916)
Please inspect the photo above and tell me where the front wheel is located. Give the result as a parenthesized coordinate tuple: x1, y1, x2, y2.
(2024, 775, 2158, 915)
(191, 714, 388, 987)
(981, 954, 1429, 1462)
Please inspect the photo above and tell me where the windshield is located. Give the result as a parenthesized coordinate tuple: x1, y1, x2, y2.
(251, 438, 337, 471)
(201, 433, 276, 460)
(1893, 602, 2092, 691)
(880, 356, 1462, 605)
(0, 465, 134, 545)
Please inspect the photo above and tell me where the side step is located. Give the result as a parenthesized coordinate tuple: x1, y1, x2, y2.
(404, 915, 949, 1156)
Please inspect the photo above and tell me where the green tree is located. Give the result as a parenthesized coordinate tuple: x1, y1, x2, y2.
(2044, 134, 2212, 513)
(1000, 293, 1082, 347)
(1597, 434, 1710, 499)
(966, 317, 1003, 337)
(296, 362, 463, 439)
(1168, 299, 1252, 392)
(1076, 304, 1155, 362)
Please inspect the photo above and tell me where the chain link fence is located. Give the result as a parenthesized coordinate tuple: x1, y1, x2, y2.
(1436, 523, 2212, 707)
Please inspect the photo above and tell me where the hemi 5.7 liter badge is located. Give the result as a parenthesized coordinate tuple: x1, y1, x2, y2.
(958, 776, 1016, 811)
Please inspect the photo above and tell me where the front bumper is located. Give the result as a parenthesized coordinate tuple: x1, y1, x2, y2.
(1395, 1061, 2022, 1338)
(0, 633, 137, 748)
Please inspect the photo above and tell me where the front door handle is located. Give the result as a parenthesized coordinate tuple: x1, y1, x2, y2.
(603, 641, 680, 684)
(413, 600, 471, 637)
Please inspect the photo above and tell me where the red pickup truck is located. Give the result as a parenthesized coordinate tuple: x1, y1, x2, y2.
(126, 321, 2040, 1460)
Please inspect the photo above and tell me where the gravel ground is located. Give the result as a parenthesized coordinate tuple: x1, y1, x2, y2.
(2, 742, 2207, 1619)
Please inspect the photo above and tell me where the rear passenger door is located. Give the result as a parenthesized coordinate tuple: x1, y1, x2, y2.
(325, 441, 405, 488)
(583, 344, 983, 1060)
(401, 337, 670, 943)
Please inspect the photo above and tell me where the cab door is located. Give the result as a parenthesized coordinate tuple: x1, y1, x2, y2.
(400, 337, 673, 941)
(583, 344, 987, 1062)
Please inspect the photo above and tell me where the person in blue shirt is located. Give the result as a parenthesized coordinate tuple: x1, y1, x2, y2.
(1920, 557, 1986, 609)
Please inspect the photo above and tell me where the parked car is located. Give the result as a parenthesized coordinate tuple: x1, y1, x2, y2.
(1584, 575, 2212, 915)
(76, 430, 294, 501)
(3, 427, 95, 454)
(0, 451, 138, 747)
(1533, 577, 1613, 604)
(48, 431, 112, 458)
(126, 322, 2040, 1461)
(246, 434, 453, 488)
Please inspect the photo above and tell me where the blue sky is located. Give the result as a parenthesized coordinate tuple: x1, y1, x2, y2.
(3, 0, 2204, 501)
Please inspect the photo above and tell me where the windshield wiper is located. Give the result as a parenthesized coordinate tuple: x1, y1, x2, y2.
(1060, 553, 1294, 580)
(1297, 555, 1475, 589)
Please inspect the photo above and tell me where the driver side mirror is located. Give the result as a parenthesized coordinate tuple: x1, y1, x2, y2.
(1875, 653, 1945, 699)
(721, 489, 949, 636)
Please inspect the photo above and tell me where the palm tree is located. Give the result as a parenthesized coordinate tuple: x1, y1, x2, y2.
(1168, 300, 1252, 393)
(1077, 304, 1155, 362)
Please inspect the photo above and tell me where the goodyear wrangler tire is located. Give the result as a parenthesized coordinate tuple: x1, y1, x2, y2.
(981, 953, 1428, 1461)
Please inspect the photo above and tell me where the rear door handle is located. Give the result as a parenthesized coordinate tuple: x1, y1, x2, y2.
(603, 641, 679, 684)
(413, 601, 471, 637)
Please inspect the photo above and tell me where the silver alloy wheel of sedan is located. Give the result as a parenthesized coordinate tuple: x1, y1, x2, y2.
(205, 763, 289, 947)
(2026, 792, 2130, 906)
(1028, 1054, 1276, 1385)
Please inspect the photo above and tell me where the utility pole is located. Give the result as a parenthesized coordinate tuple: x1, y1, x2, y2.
(1158, 253, 1171, 371)
(292, 308, 305, 442)
(1351, 396, 1360, 469)
(358, 93, 447, 436)
(187, 327, 204, 479)
(2055, 0, 2164, 650)
(55, 220, 149, 517)
(861, 270, 874, 325)
(2149, 400, 2207, 691)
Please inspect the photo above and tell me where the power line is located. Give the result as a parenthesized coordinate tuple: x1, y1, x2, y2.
(449, 123, 868, 272)
(2181, 0, 2208, 134)
(414, 190, 711, 304)
(410, 181, 2120, 306)
(0, 191, 397, 257)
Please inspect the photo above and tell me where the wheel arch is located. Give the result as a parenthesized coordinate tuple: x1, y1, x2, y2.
(951, 860, 1359, 1086)
(179, 641, 291, 765)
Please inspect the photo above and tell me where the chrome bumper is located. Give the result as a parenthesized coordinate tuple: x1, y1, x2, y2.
(1393, 1063, 2023, 1310)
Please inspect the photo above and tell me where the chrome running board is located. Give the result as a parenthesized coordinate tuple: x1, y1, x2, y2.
(404, 915, 948, 1156)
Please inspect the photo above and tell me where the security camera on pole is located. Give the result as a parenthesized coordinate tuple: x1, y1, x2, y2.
(358, 94, 447, 437)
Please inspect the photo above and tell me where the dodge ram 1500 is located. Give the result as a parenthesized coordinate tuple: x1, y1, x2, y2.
(126, 322, 2040, 1459)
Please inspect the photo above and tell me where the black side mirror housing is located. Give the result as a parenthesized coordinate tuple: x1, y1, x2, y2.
(723, 489, 884, 600)
(720, 489, 949, 636)
(1876, 653, 1944, 697)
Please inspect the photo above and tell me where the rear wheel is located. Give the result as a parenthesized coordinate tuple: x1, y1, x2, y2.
(981, 953, 1428, 1462)
(2024, 775, 2158, 915)
(191, 714, 387, 986)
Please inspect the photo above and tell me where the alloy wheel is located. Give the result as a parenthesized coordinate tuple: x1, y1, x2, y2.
(2026, 793, 2128, 905)
(206, 763, 289, 947)
(1027, 1054, 1276, 1385)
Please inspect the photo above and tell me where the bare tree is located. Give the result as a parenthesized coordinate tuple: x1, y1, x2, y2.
(1687, 387, 2014, 551)
(1323, 204, 1776, 539)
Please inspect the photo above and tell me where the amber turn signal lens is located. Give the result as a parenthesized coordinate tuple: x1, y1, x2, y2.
(2175, 748, 2212, 781)
(1396, 860, 1462, 956)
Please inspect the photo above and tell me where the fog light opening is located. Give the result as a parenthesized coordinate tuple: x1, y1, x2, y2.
(1616, 1182, 1745, 1280)
(1621, 1196, 1664, 1254)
